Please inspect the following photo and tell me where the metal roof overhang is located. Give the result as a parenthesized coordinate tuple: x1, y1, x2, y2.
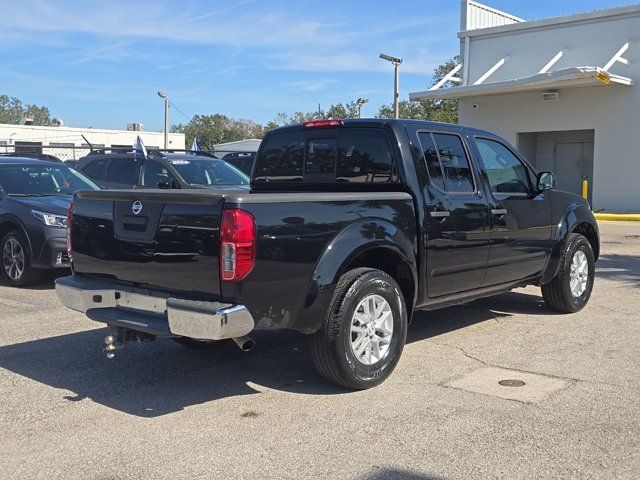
(409, 67, 633, 101)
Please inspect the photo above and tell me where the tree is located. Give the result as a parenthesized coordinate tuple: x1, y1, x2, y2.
(325, 101, 360, 119)
(264, 101, 361, 132)
(377, 56, 460, 124)
(172, 114, 264, 147)
(0, 95, 52, 125)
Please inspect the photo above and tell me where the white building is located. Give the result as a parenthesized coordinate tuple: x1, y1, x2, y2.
(0, 123, 185, 161)
(411, 1, 639, 212)
(212, 138, 262, 154)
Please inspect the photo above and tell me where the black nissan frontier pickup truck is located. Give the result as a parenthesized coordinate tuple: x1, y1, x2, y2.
(56, 119, 599, 389)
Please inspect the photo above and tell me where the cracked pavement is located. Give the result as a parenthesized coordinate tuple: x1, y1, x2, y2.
(0, 221, 638, 479)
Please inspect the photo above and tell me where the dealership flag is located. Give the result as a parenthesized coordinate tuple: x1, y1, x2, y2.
(134, 135, 148, 162)
(191, 137, 201, 154)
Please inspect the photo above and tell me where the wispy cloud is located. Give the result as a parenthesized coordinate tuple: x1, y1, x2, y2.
(286, 79, 338, 92)
(0, 0, 463, 128)
(0, 1, 342, 49)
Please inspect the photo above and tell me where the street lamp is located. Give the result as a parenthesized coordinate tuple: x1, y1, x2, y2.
(157, 90, 169, 149)
(356, 98, 369, 118)
(379, 53, 403, 119)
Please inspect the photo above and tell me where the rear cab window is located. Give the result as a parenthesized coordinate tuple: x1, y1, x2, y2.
(253, 127, 397, 185)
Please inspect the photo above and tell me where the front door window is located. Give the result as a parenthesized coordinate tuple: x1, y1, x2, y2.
(474, 138, 531, 195)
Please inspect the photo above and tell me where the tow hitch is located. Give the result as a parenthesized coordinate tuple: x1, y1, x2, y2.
(103, 327, 156, 359)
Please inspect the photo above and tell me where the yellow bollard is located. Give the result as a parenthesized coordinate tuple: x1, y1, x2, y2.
(582, 179, 588, 200)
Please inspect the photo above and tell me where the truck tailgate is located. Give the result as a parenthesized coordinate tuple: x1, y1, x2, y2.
(71, 190, 223, 297)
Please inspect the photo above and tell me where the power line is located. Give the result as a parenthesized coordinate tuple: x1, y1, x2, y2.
(169, 101, 192, 122)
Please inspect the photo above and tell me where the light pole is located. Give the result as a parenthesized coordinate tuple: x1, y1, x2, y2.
(356, 98, 369, 118)
(379, 53, 403, 119)
(157, 91, 169, 149)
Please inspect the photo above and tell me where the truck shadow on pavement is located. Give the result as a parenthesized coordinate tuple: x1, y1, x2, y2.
(0, 289, 558, 418)
(0, 270, 68, 290)
(595, 254, 640, 286)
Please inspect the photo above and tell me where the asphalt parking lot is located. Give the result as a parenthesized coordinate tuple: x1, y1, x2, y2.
(1, 221, 638, 479)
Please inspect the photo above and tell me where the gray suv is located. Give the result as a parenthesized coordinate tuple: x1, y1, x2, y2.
(0, 158, 99, 286)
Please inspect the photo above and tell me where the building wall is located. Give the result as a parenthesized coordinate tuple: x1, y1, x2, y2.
(0, 124, 185, 150)
(212, 139, 261, 154)
(459, 84, 639, 212)
(461, 1, 523, 31)
(462, 7, 639, 85)
(456, 5, 640, 212)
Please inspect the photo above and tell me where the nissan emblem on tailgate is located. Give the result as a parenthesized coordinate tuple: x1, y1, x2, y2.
(132, 201, 143, 215)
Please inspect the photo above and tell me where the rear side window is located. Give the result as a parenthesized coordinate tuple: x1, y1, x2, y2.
(254, 132, 304, 182)
(83, 158, 107, 181)
(420, 133, 475, 193)
(337, 130, 396, 183)
(106, 158, 139, 186)
(417, 132, 445, 191)
(254, 128, 396, 184)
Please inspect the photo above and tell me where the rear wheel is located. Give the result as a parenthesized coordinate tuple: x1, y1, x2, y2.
(311, 268, 408, 389)
(542, 233, 595, 313)
(1, 231, 41, 287)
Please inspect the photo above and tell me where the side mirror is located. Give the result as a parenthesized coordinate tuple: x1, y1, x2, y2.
(537, 171, 556, 192)
(157, 180, 171, 189)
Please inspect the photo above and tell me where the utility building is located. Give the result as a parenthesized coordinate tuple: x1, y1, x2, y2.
(0, 123, 185, 161)
(411, 1, 639, 212)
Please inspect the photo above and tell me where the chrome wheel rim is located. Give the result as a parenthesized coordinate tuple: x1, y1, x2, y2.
(569, 250, 589, 297)
(350, 294, 394, 366)
(3, 238, 25, 280)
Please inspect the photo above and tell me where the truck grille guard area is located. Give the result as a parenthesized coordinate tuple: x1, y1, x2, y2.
(55, 275, 255, 356)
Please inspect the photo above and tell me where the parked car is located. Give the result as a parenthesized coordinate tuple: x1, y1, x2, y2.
(76, 150, 249, 189)
(0, 158, 100, 286)
(0, 152, 63, 163)
(221, 152, 256, 176)
(56, 119, 599, 389)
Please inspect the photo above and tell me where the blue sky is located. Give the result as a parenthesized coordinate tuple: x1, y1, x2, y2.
(0, 0, 630, 131)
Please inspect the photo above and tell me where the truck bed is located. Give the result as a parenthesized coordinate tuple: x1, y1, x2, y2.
(70, 188, 416, 332)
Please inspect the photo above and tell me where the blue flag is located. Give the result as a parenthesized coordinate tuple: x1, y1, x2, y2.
(191, 137, 201, 154)
(134, 135, 148, 162)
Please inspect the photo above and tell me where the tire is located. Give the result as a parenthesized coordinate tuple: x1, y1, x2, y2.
(542, 233, 595, 313)
(1, 231, 41, 287)
(311, 268, 408, 390)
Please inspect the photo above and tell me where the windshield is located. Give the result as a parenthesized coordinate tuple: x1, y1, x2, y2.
(168, 157, 249, 187)
(0, 164, 100, 196)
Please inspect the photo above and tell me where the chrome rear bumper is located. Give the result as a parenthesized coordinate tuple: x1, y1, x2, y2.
(55, 275, 254, 340)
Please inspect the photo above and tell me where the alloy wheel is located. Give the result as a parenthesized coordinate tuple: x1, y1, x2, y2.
(569, 250, 589, 297)
(3, 238, 25, 280)
(350, 294, 394, 365)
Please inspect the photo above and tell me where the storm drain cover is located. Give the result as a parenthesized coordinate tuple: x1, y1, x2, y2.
(498, 379, 525, 387)
(443, 366, 570, 404)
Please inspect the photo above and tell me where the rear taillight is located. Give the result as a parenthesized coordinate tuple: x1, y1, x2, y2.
(220, 208, 256, 282)
(66, 201, 74, 263)
(302, 119, 344, 128)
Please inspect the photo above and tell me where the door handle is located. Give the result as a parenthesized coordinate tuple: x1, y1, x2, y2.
(491, 209, 508, 216)
(430, 211, 451, 218)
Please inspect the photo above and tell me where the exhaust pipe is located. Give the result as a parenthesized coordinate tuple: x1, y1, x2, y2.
(232, 336, 255, 352)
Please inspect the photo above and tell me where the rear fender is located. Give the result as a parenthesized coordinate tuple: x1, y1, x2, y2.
(294, 219, 417, 333)
(541, 202, 599, 284)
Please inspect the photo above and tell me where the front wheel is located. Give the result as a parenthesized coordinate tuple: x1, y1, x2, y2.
(311, 268, 408, 389)
(1, 231, 41, 287)
(542, 233, 595, 313)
